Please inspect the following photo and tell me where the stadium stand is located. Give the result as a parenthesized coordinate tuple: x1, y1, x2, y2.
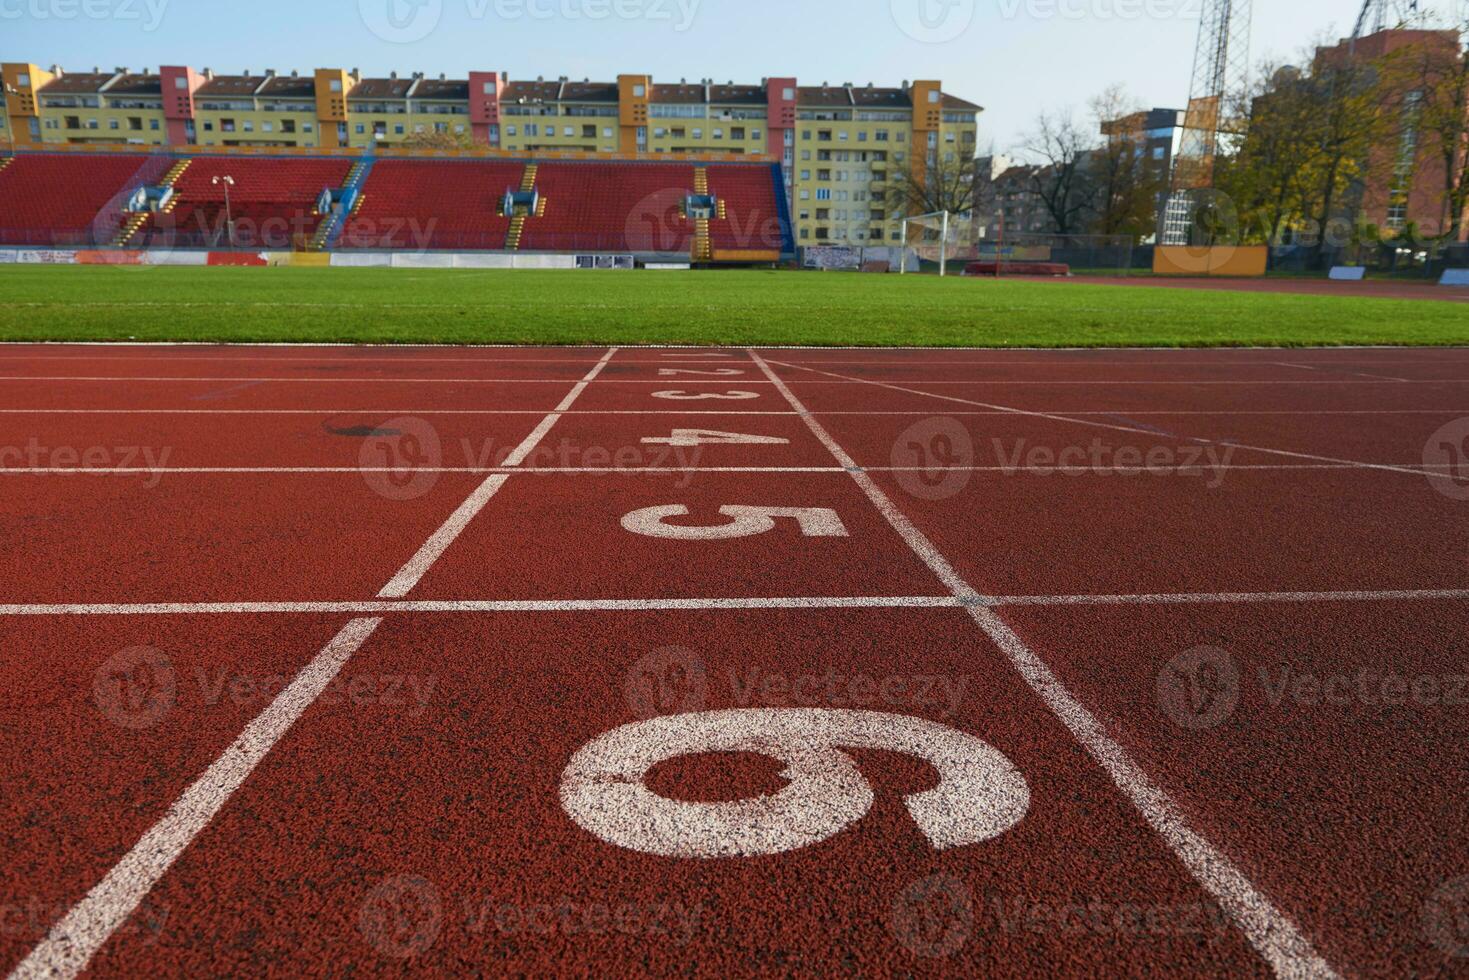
(339, 159, 524, 251)
(705, 163, 788, 256)
(0, 153, 168, 247)
(0, 150, 791, 261)
(132, 156, 353, 250)
(518, 161, 697, 253)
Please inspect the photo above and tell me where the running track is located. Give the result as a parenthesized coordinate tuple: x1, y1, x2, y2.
(1, 344, 1467, 976)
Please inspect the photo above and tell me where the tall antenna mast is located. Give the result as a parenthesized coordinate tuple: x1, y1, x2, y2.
(1161, 0, 1253, 245)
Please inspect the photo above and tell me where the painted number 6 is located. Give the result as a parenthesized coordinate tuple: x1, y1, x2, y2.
(621, 505, 849, 540)
(560, 709, 1030, 858)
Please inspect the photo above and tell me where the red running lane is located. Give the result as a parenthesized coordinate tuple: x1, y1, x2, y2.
(73, 611, 1270, 976)
(5, 343, 1469, 978)
(0, 614, 356, 973)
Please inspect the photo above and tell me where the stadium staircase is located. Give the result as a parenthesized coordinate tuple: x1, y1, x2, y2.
(312, 159, 374, 251)
(692, 167, 713, 261)
(504, 163, 539, 250)
(113, 158, 191, 246)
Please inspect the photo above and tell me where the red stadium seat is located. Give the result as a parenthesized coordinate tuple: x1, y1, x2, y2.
(0, 153, 169, 247)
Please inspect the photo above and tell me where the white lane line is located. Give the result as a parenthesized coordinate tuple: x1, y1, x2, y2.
(0, 597, 964, 616)
(748, 350, 1339, 979)
(0, 376, 774, 385)
(0, 354, 1456, 369)
(4, 375, 1466, 386)
(376, 348, 618, 599)
(0, 409, 799, 416)
(6, 350, 621, 980)
(1274, 362, 1412, 383)
(3, 589, 1465, 618)
(0, 408, 1458, 417)
(987, 588, 1469, 607)
(0, 464, 1451, 476)
(769, 360, 1437, 480)
(7, 616, 384, 980)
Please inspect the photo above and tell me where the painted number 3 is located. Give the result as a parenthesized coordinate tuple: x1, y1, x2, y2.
(621, 505, 849, 540)
(560, 709, 1030, 858)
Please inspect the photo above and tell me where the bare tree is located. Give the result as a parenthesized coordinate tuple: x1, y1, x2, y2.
(891, 150, 978, 218)
(1088, 85, 1167, 238)
(1019, 110, 1095, 235)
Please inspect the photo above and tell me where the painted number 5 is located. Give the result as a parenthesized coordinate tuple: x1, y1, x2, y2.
(560, 709, 1030, 858)
(621, 505, 849, 540)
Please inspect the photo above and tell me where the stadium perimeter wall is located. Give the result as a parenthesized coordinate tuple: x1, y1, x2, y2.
(0, 248, 581, 269)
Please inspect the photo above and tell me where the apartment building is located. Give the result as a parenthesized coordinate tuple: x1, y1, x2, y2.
(2, 62, 981, 245)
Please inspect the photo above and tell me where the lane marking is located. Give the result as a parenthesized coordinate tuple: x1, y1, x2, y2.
(768, 360, 1438, 479)
(2, 375, 1465, 387)
(0, 408, 1459, 417)
(749, 350, 1339, 979)
(7, 350, 621, 979)
(377, 348, 619, 598)
(1, 589, 1465, 617)
(987, 588, 1469, 607)
(7, 616, 384, 980)
(0, 376, 773, 385)
(0, 597, 966, 616)
(2, 354, 1460, 367)
(1274, 362, 1412, 383)
(0, 463, 1452, 476)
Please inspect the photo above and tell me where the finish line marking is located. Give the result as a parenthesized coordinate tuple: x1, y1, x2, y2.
(0, 589, 1464, 617)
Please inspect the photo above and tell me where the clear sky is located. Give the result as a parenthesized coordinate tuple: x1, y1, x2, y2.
(4, 0, 1461, 150)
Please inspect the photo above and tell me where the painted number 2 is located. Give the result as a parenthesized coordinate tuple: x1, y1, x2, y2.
(560, 709, 1030, 858)
(621, 505, 848, 540)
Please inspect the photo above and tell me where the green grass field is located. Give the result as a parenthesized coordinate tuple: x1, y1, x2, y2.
(1, 266, 1466, 347)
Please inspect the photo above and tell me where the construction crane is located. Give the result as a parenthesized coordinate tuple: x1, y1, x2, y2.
(1161, 0, 1253, 245)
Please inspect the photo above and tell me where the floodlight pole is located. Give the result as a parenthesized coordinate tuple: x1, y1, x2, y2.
(1, 84, 18, 157)
(213, 175, 235, 247)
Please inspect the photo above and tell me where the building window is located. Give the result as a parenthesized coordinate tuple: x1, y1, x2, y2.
(330, 80, 343, 93)
(632, 84, 646, 97)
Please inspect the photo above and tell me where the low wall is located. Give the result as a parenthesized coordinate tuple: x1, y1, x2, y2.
(1153, 246, 1268, 277)
(0, 248, 586, 270)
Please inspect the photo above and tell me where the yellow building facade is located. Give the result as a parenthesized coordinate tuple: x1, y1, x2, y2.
(2, 62, 980, 245)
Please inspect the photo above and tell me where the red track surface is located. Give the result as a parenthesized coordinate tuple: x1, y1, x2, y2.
(1, 343, 1467, 977)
